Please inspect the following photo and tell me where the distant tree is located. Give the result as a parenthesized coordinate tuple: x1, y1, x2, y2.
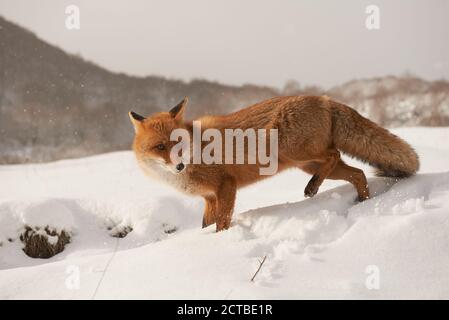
(282, 80, 302, 95)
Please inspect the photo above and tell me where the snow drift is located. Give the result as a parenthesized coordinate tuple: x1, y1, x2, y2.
(0, 127, 449, 299)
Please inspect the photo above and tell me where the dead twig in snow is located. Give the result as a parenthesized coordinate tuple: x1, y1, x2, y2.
(251, 255, 267, 282)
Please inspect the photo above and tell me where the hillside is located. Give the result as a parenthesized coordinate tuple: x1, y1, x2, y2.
(1, 127, 448, 299)
(1, 16, 449, 164)
(328, 76, 449, 127)
(0, 16, 277, 163)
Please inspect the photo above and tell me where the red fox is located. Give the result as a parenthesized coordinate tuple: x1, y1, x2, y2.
(129, 96, 419, 232)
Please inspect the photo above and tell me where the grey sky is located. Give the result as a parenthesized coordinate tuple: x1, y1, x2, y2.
(1, 0, 448, 88)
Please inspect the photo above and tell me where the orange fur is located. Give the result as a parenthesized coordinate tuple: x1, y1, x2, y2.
(130, 96, 419, 232)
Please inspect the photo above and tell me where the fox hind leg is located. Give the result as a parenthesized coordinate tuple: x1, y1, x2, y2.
(327, 160, 370, 201)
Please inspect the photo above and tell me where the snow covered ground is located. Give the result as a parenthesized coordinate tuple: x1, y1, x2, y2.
(1, 127, 449, 299)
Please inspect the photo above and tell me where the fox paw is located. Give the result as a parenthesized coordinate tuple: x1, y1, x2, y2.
(355, 195, 370, 203)
(304, 174, 320, 198)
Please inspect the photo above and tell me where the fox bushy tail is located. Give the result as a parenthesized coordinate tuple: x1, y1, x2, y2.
(331, 103, 419, 177)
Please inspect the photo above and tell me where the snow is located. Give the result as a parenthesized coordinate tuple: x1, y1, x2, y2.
(21, 199, 75, 231)
(0, 127, 449, 299)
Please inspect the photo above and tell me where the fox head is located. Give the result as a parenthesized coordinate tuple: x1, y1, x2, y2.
(129, 98, 189, 175)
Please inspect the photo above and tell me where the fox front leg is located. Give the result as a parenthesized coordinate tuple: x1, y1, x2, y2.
(202, 196, 217, 228)
(215, 177, 237, 232)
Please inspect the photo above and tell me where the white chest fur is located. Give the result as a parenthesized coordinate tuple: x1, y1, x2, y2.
(138, 159, 194, 194)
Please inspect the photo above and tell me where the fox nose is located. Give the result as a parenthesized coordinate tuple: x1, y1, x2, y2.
(176, 163, 185, 172)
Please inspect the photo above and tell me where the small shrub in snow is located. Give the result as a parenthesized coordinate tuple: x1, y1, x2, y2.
(109, 225, 133, 238)
(20, 226, 71, 258)
(162, 223, 177, 234)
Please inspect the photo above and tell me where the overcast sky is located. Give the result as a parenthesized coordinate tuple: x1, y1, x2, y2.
(1, 0, 448, 88)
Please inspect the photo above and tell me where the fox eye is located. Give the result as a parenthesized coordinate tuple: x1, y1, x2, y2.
(155, 143, 165, 151)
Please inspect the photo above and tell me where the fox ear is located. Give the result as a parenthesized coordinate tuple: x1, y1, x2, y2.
(128, 111, 145, 133)
(169, 97, 188, 121)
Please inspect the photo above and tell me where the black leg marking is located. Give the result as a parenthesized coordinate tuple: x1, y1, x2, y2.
(304, 174, 320, 197)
